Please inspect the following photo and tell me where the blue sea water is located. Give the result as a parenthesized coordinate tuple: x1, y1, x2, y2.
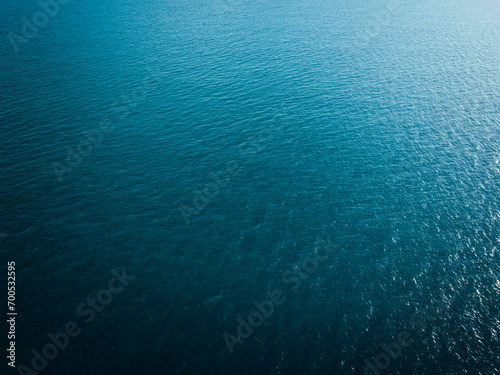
(1, 0, 500, 374)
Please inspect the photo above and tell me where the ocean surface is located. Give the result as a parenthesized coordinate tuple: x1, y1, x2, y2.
(1, 0, 500, 374)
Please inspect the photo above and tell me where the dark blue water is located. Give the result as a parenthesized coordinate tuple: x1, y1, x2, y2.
(1, 0, 500, 374)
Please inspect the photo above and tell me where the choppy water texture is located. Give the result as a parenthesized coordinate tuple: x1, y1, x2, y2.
(1, 0, 500, 374)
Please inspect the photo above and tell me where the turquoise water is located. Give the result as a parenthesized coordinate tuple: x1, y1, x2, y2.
(1, 0, 500, 374)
